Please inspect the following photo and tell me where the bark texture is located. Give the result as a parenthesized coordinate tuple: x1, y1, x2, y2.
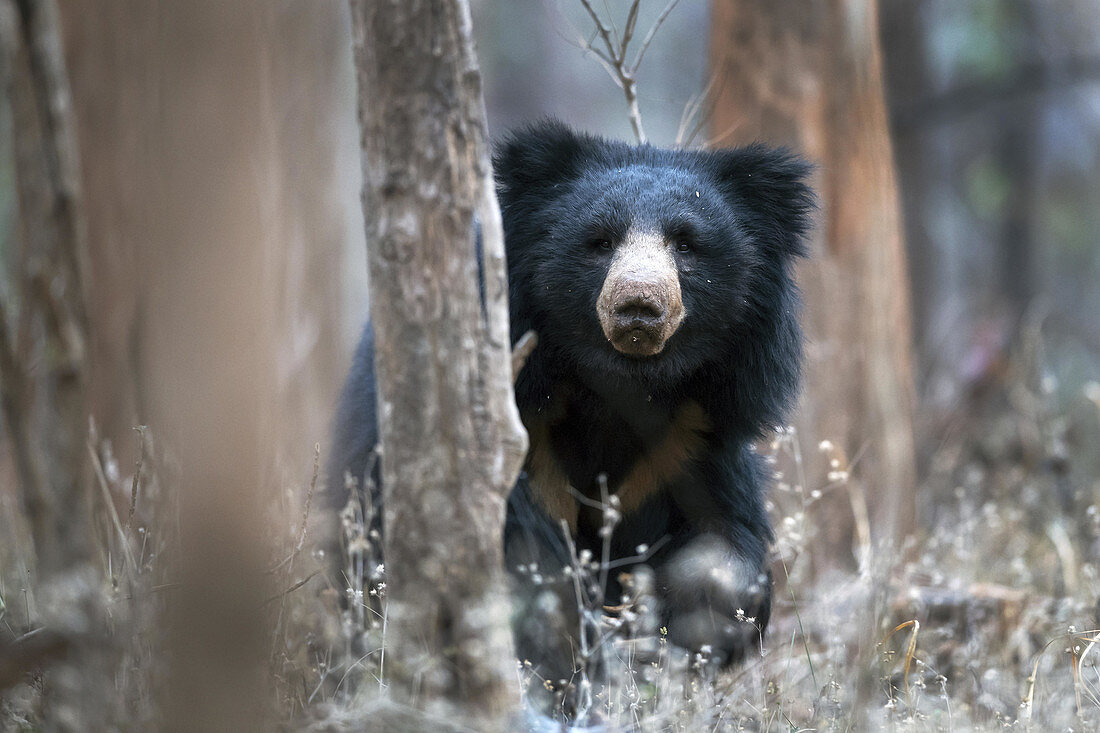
(0, 0, 92, 579)
(349, 0, 526, 727)
(709, 0, 917, 566)
(0, 0, 113, 727)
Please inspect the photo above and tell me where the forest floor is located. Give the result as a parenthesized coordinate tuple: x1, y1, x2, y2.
(1, 351, 1099, 731)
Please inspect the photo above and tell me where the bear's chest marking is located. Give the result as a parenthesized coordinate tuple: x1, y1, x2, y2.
(614, 401, 710, 515)
(523, 401, 711, 532)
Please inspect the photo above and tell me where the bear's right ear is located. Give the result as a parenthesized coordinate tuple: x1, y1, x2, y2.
(709, 144, 816, 259)
(494, 120, 593, 200)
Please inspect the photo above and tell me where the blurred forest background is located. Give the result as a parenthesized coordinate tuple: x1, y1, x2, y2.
(1, 0, 1099, 730)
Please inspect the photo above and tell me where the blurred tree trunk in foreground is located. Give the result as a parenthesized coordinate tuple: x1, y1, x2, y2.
(0, 0, 111, 726)
(60, 1, 353, 726)
(2, 0, 353, 727)
(349, 0, 526, 728)
(709, 0, 917, 569)
(138, 4, 281, 728)
(60, 1, 349, 470)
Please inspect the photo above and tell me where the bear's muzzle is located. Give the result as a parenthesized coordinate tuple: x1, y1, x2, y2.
(596, 231, 685, 357)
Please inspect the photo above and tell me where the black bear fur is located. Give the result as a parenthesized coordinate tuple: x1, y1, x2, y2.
(328, 120, 814, 699)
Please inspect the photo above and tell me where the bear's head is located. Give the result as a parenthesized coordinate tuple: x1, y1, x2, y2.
(495, 121, 814, 434)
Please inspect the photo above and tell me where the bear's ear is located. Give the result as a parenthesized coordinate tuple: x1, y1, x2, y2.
(494, 120, 594, 200)
(709, 144, 816, 258)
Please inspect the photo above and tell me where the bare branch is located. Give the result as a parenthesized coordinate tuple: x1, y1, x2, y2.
(677, 72, 723, 149)
(261, 571, 320, 608)
(704, 118, 744, 149)
(601, 0, 620, 51)
(587, 49, 624, 88)
(622, 77, 646, 144)
(578, 0, 619, 63)
(583, 40, 616, 70)
(632, 0, 681, 72)
(620, 0, 641, 60)
(574, 0, 683, 144)
(675, 74, 714, 147)
(568, 21, 621, 85)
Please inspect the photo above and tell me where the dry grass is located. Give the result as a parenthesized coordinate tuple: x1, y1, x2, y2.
(2, 338, 1099, 731)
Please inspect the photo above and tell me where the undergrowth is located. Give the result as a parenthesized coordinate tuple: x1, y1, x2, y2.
(2, 345, 1099, 731)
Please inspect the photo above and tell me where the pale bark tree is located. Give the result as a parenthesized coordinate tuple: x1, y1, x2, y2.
(709, 0, 918, 568)
(348, 0, 527, 728)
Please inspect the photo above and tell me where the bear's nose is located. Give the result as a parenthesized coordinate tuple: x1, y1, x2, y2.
(596, 229, 686, 357)
(614, 296, 664, 324)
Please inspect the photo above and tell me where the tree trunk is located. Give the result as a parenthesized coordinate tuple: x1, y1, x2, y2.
(0, 0, 110, 726)
(0, 0, 92, 580)
(136, 3, 281, 729)
(348, 0, 526, 728)
(879, 0, 937, 388)
(54, 0, 149, 475)
(709, 0, 917, 568)
(3, 1, 352, 727)
(58, 0, 350, 470)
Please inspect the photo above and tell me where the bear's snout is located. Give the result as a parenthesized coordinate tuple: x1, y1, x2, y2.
(597, 231, 685, 357)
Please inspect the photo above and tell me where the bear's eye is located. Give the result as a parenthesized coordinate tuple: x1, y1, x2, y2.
(588, 237, 613, 251)
(675, 238, 693, 253)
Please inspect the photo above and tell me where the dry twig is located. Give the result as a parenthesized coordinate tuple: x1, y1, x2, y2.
(511, 329, 538, 381)
(127, 426, 147, 532)
(87, 440, 138, 573)
(575, 0, 681, 144)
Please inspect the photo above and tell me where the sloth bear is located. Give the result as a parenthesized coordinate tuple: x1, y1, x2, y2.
(329, 120, 813, 695)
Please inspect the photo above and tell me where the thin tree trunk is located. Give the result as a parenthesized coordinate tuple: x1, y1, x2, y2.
(348, 0, 526, 727)
(709, 0, 918, 567)
(0, 0, 92, 578)
(880, 0, 936, 383)
(55, 0, 150, 473)
(0, 0, 111, 726)
(997, 0, 1042, 321)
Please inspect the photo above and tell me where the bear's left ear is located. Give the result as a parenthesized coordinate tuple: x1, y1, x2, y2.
(708, 144, 816, 258)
